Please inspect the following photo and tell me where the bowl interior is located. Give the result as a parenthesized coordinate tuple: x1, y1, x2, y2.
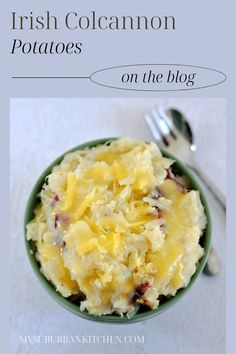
(24, 138, 211, 324)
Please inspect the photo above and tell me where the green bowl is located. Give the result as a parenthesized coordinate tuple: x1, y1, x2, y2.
(24, 138, 211, 324)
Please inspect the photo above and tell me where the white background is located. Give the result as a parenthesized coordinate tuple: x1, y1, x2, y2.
(10, 98, 225, 354)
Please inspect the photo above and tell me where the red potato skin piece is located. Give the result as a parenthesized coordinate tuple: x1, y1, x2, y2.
(54, 214, 60, 228)
(61, 240, 66, 249)
(139, 283, 150, 293)
(165, 169, 187, 193)
(165, 168, 175, 180)
(51, 194, 60, 207)
(132, 282, 151, 303)
(54, 214, 69, 229)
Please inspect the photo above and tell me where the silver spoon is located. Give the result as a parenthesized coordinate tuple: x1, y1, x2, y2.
(167, 108, 226, 212)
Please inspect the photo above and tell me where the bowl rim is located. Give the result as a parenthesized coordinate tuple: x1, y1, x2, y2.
(24, 137, 212, 324)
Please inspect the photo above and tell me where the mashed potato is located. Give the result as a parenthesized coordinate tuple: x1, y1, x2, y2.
(26, 137, 206, 317)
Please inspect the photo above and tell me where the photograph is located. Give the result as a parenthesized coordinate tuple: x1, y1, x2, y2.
(10, 98, 226, 354)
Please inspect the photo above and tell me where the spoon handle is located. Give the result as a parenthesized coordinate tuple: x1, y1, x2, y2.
(203, 246, 221, 276)
(188, 164, 226, 212)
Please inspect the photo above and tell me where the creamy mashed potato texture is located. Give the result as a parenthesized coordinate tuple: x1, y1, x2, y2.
(27, 137, 206, 318)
